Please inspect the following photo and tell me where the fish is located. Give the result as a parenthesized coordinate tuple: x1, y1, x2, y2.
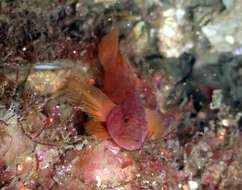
(66, 29, 165, 150)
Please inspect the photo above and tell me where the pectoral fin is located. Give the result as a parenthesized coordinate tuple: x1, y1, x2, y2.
(85, 119, 111, 139)
(145, 108, 165, 139)
(66, 76, 115, 121)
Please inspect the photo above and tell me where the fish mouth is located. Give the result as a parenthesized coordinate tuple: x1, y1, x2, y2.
(109, 130, 148, 151)
(112, 137, 143, 150)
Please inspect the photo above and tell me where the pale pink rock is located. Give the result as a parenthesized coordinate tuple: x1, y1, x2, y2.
(56, 140, 136, 189)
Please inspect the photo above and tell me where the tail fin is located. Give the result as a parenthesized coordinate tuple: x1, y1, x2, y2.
(66, 76, 115, 121)
(98, 29, 119, 69)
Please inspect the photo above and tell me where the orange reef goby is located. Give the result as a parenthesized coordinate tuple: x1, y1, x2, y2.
(67, 29, 164, 150)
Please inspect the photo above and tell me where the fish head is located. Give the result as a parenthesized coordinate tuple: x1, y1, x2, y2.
(107, 105, 148, 150)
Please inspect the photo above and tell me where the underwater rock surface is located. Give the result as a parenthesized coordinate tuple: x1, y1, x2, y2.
(202, 0, 242, 53)
(0, 0, 242, 190)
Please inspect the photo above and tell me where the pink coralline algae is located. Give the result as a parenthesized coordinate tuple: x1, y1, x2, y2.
(54, 140, 136, 189)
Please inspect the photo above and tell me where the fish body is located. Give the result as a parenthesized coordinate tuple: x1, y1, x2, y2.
(98, 30, 131, 104)
(98, 30, 148, 150)
(67, 30, 165, 150)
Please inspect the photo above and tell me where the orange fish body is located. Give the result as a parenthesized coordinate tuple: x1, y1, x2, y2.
(98, 30, 148, 150)
(98, 30, 131, 104)
(67, 30, 166, 150)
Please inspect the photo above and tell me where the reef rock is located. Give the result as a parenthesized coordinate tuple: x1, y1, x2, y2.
(202, 0, 242, 53)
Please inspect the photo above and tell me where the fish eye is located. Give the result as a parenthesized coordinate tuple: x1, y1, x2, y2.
(124, 118, 129, 124)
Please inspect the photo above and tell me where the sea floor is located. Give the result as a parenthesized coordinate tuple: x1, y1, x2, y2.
(0, 1, 241, 190)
